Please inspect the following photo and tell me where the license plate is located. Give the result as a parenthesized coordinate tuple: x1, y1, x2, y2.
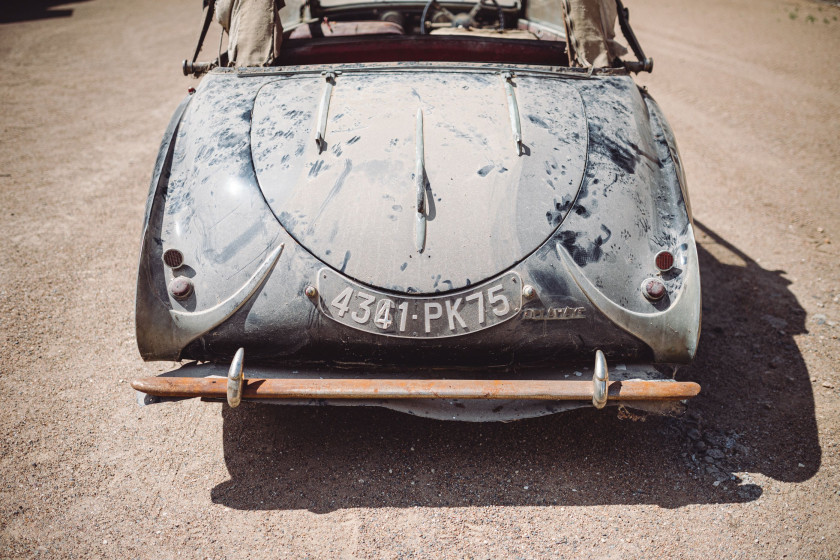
(316, 268, 522, 338)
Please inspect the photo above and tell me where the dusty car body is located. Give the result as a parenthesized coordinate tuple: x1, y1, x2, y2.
(132, 0, 701, 420)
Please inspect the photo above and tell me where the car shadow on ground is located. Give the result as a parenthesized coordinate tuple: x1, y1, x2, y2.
(0, 1, 89, 24)
(212, 220, 819, 512)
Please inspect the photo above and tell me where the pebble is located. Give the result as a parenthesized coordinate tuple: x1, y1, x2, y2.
(687, 428, 701, 441)
(822, 382, 834, 389)
(707, 449, 725, 460)
(813, 314, 827, 325)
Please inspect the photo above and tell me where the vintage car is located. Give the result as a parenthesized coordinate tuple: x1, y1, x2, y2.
(131, 0, 701, 420)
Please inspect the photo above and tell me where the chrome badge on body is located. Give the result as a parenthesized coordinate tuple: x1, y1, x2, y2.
(521, 306, 586, 320)
(316, 268, 522, 338)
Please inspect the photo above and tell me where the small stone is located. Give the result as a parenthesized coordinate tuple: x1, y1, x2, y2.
(822, 382, 834, 389)
(687, 428, 701, 441)
(694, 440, 707, 451)
(574, 371, 582, 377)
(798, 463, 805, 468)
(707, 448, 725, 460)
(713, 480, 721, 487)
(813, 314, 827, 325)
(704, 456, 715, 464)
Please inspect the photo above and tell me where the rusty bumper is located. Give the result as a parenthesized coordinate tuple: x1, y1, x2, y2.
(131, 376, 699, 402)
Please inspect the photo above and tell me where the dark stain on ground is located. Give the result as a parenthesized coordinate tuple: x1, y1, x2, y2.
(347, 136, 361, 145)
(340, 251, 351, 273)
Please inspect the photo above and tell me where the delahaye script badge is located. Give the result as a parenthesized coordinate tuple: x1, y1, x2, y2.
(521, 307, 586, 320)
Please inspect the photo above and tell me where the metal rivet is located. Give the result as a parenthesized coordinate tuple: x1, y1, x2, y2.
(522, 284, 536, 299)
(168, 276, 193, 300)
(305, 286, 317, 298)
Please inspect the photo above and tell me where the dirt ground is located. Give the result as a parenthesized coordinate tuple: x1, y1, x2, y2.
(1, 0, 839, 558)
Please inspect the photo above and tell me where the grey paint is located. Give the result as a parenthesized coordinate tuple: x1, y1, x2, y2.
(135, 61, 700, 418)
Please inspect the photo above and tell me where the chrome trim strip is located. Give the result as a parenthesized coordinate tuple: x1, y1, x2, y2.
(501, 71, 523, 155)
(557, 226, 701, 362)
(315, 71, 337, 153)
(415, 108, 427, 253)
(169, 244, 284, 349)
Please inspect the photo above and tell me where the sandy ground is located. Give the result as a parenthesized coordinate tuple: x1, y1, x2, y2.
(1, 0, 839, 558)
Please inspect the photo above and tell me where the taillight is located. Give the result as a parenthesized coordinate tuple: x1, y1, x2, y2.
(642, 278, 666, 301)
(655, 250, 674, 272)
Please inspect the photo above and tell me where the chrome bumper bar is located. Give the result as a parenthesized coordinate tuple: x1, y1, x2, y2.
(132, 348, 699, 409)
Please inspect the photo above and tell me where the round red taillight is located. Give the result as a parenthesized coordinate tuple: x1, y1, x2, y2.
(162, 249, 184, 269)
(655, 250, 675, 272)
(168, 276, 193, 300)
(642, 278, 666, 301)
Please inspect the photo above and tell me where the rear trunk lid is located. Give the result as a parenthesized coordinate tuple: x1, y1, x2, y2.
(251, 69, 587, 294)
